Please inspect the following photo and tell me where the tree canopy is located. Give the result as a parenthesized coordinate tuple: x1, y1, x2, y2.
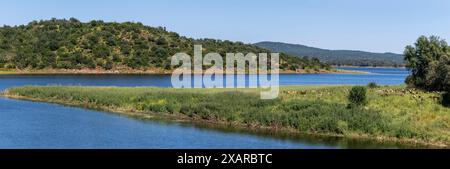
(0, 18, 330, 71)
(404, 36, 450, 92)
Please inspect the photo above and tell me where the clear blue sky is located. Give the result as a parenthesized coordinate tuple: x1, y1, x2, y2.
(1, 0, 449, 53)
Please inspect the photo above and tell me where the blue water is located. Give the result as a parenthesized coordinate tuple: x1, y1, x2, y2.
(0, 67, 409, 90)
(0, 68, 409, 148)
(282, 67, 409, 85)
(0, 97, 334, 149)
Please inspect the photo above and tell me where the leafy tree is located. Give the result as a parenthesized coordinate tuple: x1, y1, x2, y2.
(348, 86, 367, 107)
(404, 36, 450, 91)
(104, 60, 114, 70)
(152, 46, 168, 58)
(367, 82, 378, 88)
(93, 45, 110, 58)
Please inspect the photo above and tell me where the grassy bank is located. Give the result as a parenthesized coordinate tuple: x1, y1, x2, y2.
(2, 85, 449, 147)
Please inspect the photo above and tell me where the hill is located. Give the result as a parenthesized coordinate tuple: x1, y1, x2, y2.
(254, 41, 404, 67)
(0, 18, 330, 73)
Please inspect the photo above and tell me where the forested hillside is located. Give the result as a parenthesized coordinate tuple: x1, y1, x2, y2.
(255, 41, 404, 67)
(0, 18, 329, 72)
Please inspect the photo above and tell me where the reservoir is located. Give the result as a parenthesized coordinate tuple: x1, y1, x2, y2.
(0, 67, 410, 148)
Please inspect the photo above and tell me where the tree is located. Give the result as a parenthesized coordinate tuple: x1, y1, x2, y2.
(152, 46, 168, 58)
(93, 45, 110, 58)
(404, 36, 450, 91)
(437, 56, 450, 92)
(348, 86, 367, 107)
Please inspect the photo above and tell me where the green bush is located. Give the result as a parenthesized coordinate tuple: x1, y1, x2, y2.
(348, 86, 368, 107)
(442, 92, 450, 107)
(367, 82, 378, 88)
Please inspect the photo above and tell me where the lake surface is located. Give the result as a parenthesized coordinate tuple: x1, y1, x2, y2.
(0, 67, 409, 90)
(0, 67, 410, 148)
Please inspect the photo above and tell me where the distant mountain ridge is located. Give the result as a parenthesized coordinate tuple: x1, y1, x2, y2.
(254, 41, 405, 67)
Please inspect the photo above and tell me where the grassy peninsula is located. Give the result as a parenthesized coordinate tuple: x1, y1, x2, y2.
(3, 85, 450, 147)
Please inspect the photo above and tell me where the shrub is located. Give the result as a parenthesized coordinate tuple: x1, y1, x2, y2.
(442, 92, 450, 107)
(336, 120, 349, 134)
(367, 82, 378, 88)
(348, 86, 368, 107)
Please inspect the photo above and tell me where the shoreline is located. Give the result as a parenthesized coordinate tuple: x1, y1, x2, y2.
(2, 86, 448, 148)
(0, 68, 367, 75)
(335, 65, 407, 69)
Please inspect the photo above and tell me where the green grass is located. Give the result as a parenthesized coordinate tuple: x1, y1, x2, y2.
(0, 69, 17, 74)
(3, 85, 450, 147)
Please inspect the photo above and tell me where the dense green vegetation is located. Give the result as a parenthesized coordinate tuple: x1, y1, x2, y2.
(254, 41, 405, 67)
(348, 86, 368, 107)
(0, 18, 329, 71)
(4, 85, 450, 147)
(404, 36, 450, 92)
(367, 82, 379, 89)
